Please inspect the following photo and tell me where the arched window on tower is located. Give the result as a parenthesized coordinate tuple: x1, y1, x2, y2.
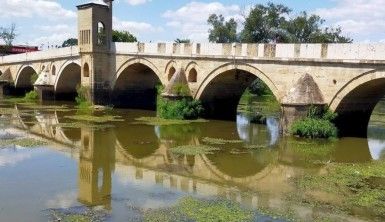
(83, 63, 90, 77)
(97, 22, 106, 46)
(188, 68, 197, 83)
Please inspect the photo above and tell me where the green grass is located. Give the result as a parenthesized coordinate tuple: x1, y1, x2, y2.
(157, 97, 203, 120)
(24, 90, 39, 101)
(291, 118, 337, 139)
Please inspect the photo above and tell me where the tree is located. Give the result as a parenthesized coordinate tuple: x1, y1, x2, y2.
(0, 24, 17, 46)
(284, 12, 352, 43)
(112, 30, 137, 42)
(62, 38, 78, 47)
(209, 2, 352, 44)
(240, 3, 291, 43)
(207, 14, 238, 43)
(175, 38, 191, 43)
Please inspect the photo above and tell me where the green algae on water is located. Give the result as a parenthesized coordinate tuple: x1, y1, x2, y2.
(202, 137, 242, 145)
(0, 138, 48, 148)
(133, 117, 207, 126)
(144, 196, 254, 222)
(65, 115, 124, 123)
(169, 145, 220, 155)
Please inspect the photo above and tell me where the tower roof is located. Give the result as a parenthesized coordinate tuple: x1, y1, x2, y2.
(77, 0, 109, 9)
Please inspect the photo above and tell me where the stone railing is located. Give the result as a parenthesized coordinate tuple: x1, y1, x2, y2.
(113, 42, 385, 61)
(0, 46, 79, 64)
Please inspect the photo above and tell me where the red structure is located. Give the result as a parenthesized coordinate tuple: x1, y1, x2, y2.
(0, 45, 39, 55)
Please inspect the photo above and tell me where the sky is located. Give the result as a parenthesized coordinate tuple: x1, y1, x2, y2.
(0, 0, 385, 49)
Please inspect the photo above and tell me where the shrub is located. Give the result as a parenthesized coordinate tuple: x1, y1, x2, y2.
(24, 90, 38, 101)
(75, 85, 92, 108)
(157, 97, 203, 120)
(290, 105, 338, 139)
(30, 73, 39, 85)
(291, 118, 337, 139)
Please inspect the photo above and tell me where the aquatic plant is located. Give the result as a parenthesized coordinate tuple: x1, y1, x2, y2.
(169, 145, 220, 155)
(157, 97, 204, 120)
(0, 138, 47, 148)
(291, 106, 338, 139)
(75, 85, 92, 109)
(293, 161, 385, 219)
(66, 115, 124, 123)
(134, 117, 207, 126)
(24, 90, 38, 101)
(202, 137, 243, 145)
(144, 196, 254, 222)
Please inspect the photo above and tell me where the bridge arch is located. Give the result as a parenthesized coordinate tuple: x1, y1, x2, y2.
(54, 61, 81, 100)
(329, 70, 385, 137)
(112, 58, 163, 109)
(195, 63, 280, 120)
(15, 65, 38, 90)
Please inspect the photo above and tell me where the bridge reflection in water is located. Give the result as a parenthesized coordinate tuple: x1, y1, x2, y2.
(7, 105, 385, 220)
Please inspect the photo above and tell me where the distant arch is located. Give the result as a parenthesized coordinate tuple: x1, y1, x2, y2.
(188, 68, 197, 83)
(97, 21, 106, 45)
(168, 66, 176, 81)
(54, 62, 81, 100)
(15, 65, 38, 89)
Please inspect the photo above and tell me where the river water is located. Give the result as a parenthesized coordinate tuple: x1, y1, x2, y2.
(0, 99, 384, 221)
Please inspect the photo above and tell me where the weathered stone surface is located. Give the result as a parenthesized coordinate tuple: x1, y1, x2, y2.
(282, 73, 325, 105)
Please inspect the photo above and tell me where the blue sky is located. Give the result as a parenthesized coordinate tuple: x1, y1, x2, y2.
(0, 0, 384, 48)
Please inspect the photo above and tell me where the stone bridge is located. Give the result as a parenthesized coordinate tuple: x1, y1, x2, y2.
(1, 1, 385, 136)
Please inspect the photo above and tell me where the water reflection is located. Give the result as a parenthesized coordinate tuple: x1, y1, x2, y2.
(2, 104, 385, 221)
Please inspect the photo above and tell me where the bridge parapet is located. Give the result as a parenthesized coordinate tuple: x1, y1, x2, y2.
(113, 42, 385, 62)
(0, 46, 79, 64)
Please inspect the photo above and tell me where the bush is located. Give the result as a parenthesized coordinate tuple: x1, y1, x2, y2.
(24, 90, 38, 101)
(290, 106, 338, 139)
(291, 118, 337, 139)
(75, 85, 92, 109)
(157, 97, 203, 120)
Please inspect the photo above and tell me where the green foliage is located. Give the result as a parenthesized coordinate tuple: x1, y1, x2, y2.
(112, 30, 137, 42)
(171, 83, 190, 96)
(291, 106, 338, 139)
(207, 14, 238, 43)
(209, 3, 352, 43)
(24, 90, 38, 101)
(157, 97, 204, 120)
(30, 72, 38, 85)
(75, 85, 92, 109)
(61, 38, 78, 47)
(175, 38, 191, 43)
(248, 79, 273, 96)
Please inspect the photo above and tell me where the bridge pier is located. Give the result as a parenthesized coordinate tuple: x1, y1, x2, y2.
(34, 85, 55, 101)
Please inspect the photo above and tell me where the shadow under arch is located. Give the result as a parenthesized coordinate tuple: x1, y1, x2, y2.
(54, 62, 81, 100)
(330, 70, 385, 137)
(112, 59, 162, 110)
(15, 65, 37, 93)
(195, 63, 280, 120)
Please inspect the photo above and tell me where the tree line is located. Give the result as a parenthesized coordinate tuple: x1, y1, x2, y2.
(208, 2, 352, 44)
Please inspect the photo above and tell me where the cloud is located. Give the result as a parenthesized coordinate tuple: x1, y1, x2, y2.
(162, 1, 242, 41)
(126, 0, 151, 6)
(314, 0, 385, 42)
(0, 0, 76, 20)
(113, 17, 163, 38)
